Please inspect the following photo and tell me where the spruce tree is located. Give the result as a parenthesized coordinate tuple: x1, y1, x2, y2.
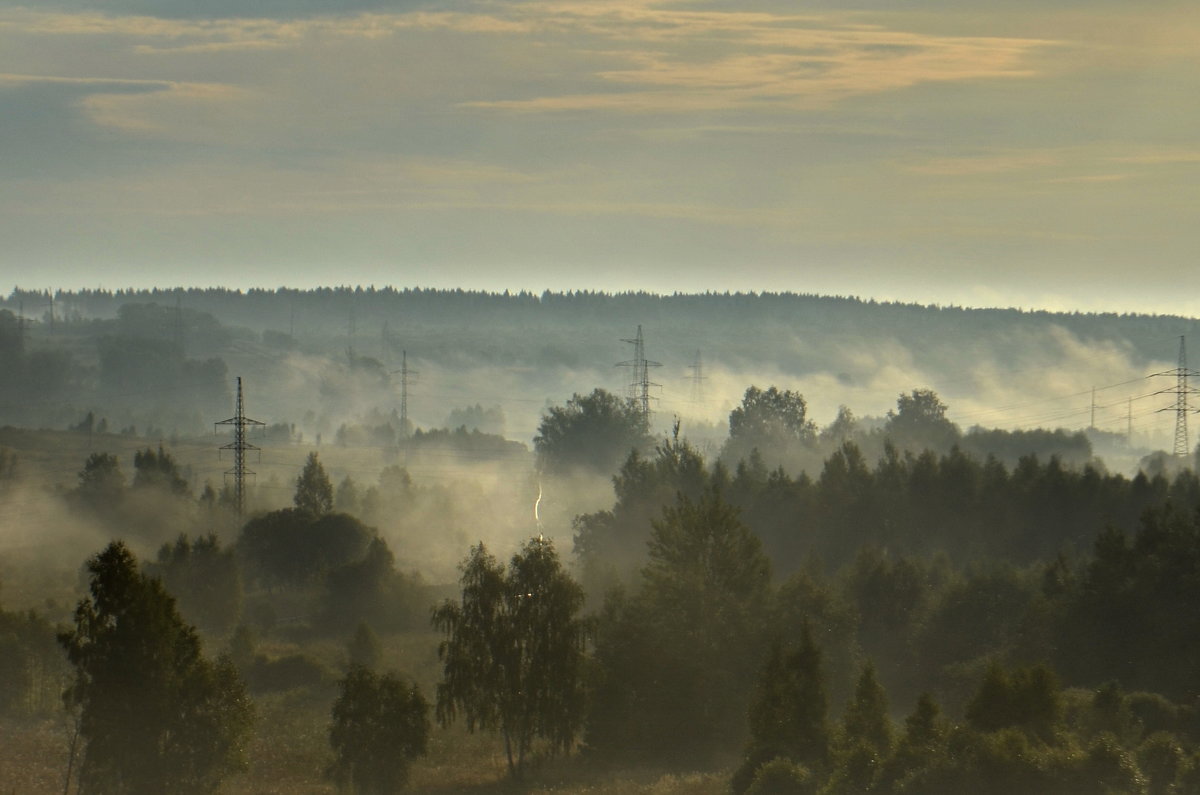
(734, 625, 831, 794)
(843, 660, 892, 753)
(294, 451, 334, 515)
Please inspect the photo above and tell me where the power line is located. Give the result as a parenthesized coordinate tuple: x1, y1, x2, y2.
(215, 376, 266, 516)
(1153, 335, 1200, 459)
(616, 324, 661, 421)
(688, 349, 707, 407)
(392, 350, 418, 441)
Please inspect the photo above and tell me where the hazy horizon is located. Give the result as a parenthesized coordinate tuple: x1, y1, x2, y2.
(6, 282, 1198, 319)
(4, 1, 1199, 316)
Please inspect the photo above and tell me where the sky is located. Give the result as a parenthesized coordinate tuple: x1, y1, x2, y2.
(2, 0, 1200, 315)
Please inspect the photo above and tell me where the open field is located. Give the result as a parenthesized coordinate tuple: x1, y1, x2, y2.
(0, 712, 732, 795)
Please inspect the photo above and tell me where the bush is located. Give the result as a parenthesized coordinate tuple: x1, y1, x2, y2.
(329, 667, 430, 793)
(238, 509, 373, 589)
(745, 757, 815, 795)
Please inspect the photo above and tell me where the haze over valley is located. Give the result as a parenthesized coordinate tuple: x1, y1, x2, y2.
(3, 287, 1200, 792)
(4, 0, 1200, 790)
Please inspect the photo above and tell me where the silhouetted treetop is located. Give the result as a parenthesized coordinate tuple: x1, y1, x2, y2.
(534, 388, 652, 476)
(294, 452, 334, 516)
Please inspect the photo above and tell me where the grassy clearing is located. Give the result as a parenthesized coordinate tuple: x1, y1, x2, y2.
(3, 706, 732, 794)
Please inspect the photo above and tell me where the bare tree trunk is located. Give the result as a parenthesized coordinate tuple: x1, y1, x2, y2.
(503, 727, 516, 778)
(62, 703, 82, 795)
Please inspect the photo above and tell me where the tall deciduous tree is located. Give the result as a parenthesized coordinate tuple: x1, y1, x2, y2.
(328, 666, 429, 794)
(533, 388, 651, 475)
(642, 487, 772, 655)
(589, 487, 772, 764)
(886, 388, 960, 453)
(722, 385, 817, 468)
(58, 542, 253, 794)
(238, 509, 374, 589)
(729, 386, 816, 445)
(432, 537, 587, 778)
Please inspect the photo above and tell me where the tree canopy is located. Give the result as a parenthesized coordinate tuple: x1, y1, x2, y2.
(133, 444, 190, 495)
(734, 627, 831, 794)
(58, 541, 253, 794)
(886, 388, 961, 453)
(328, 666, 429, 794)
(533, 388, 652, 475)
(294, 451, 334, 515)
(725, 385, 816, 453)
(432, 537, 587, 777)
(238, 508, 375, 589)
(587, 488, 772, 763)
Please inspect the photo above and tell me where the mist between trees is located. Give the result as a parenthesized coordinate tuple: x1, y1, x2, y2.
(1, 385, 1200, 793)
(5, 290, 1200, 791)
(0, 288, 1193, 468)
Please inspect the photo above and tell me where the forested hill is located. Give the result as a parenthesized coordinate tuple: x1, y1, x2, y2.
(6, 287, 1196, 369)
(1, 287, 1194, 454)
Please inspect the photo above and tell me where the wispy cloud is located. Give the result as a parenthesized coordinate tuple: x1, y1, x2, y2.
(1109, 148, 1200, 165)
(903, 151, 1061, 176)
(0, 8, 535, 51)
(1, 3, 1056, 117)
(1042, 173, 1130, 184)
(462, 3, 1055, 112)
(3, 0, 1198, 307)
(898, 144, 1179, 186)
(0, 72, 173, 87)
(79, 81, 249, 133)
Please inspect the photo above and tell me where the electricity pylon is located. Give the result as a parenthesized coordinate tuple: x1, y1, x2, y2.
(393, 350, 418, 439)
(215, 376, 266, 516)
(617, 325, 661, 420)
(688, 350, 707, 407)
(1154, 336, 1200, 459)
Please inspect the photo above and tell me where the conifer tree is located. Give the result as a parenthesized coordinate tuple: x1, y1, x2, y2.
(843, 660, 892, 753)
(294, 451, 334, 515)
(734, 625, 831, 794)
(346, 621, 382, 671)
(133, 444, 189, 495)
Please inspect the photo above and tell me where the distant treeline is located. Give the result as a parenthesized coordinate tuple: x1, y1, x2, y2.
(6, 285, 1198, 368)
(2, 286, 1193, 479)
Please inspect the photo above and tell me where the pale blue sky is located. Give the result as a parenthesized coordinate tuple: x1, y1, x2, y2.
(2, 0, 1199, 313)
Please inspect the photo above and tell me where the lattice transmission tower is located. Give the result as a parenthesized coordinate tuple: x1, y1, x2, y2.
(393, 350, 418, 440)
(688, 349, 707, 407)
(617, 325, 661, 420)
(1154, 336, 1200, 459)
(215, 377, 266, 516)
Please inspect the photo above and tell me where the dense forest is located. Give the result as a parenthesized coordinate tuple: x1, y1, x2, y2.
(3, 287, 1200, 792)
(0, 287, 1193, 462)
